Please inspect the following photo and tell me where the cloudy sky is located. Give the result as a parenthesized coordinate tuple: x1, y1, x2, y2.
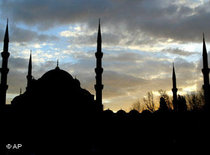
(0, 0, 209, 112)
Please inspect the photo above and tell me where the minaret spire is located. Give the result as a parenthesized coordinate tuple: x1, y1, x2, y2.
(203, 33, 208, 70)
(4, 19, 9, 44)
(0, 20, 10, 107)
(172, 63, 178, 111)
(94, 19, 103, 111)
(202, 33, 210, 111)
(172, 63, 177, 89)
(26, 50, 33, 90)
(97, 19, 101, 52)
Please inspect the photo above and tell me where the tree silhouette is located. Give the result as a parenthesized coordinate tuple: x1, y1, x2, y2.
(158, 89, 173, 110)
(143, 91, 155, 113)
(177, 95, 187, 112)
(130, 100, 144, 112)
(158, 97, 169, 112)
(186, 91, 205, 111)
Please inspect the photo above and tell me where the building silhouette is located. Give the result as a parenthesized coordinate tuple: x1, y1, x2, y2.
(12, 58, 95, 112)
(0, 20, 9, 108)
(0, 20, 210, 154)
(0, 21, 209, 114)
(202, 33, 210, 111)
(0, 21, 104, 116)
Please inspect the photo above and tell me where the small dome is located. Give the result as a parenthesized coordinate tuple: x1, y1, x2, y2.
(129, 109, 139, 115)
(116, 109, 126, 115)
(104, 109, 114, 115)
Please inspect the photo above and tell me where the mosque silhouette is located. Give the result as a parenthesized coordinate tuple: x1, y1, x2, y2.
(0, 20, 210, 154)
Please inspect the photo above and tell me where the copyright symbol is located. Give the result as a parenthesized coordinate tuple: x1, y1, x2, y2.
(6, 144, 12, 149)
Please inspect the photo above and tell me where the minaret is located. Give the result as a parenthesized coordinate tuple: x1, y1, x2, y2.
(26, 51, 32, 90)
(0, 20, 10, 107)
(202, 33, 210, 110)
(94, 19, 103, 111)
(172, 63, 178, 111)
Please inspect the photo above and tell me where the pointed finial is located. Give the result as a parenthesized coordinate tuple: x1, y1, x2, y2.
(4, 18, 9, 42)
(29, 50, 32, 62)
(97, 18, 102, 52)
(172, 62, 177, 87)
(172, 62, 175, 73)
(98, 18, 101, 33)
(29, 50, 32, 60)
(29, 50, 32, 61)
(203, 32, 207, 56)
(27, 50, 32, 79)
(172, 62, 176, 79)
(57, 59, 59, 67)
(55, 59, 60, 69)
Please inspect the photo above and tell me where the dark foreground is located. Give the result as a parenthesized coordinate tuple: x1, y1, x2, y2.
(0, 108, 209, 155)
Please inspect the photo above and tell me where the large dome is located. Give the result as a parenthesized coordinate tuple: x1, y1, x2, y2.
(40, 66, 73, 82)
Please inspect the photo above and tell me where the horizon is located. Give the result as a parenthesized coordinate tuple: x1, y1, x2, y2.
(0, 0, 210, 112)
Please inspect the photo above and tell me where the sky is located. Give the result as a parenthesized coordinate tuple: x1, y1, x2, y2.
(0, 0, 210, 112)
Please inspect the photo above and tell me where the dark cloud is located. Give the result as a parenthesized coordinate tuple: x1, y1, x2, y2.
(69, 32, 124, 46)
(162, 48, 198, 56)
(196, 51, 210, 74)
(1, 0, 210, 43)
(11, 26, 58, 43)
(67, 29, 160, 47)
(0, 0, 110, 29)
(103, 70, 148, 98)
(0, 24, 58, 43)
(9, 57, 28, 70)
(6, 57, 28, 93)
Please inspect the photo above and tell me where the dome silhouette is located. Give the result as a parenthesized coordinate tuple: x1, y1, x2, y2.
(74, 77, 81, 87)
(12, 65, 95, 114)
(117, 109, 126, 115)
(41, 66, 73, 82)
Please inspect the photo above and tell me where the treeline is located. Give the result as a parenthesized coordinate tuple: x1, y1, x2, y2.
(130, 89, 205, 113)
